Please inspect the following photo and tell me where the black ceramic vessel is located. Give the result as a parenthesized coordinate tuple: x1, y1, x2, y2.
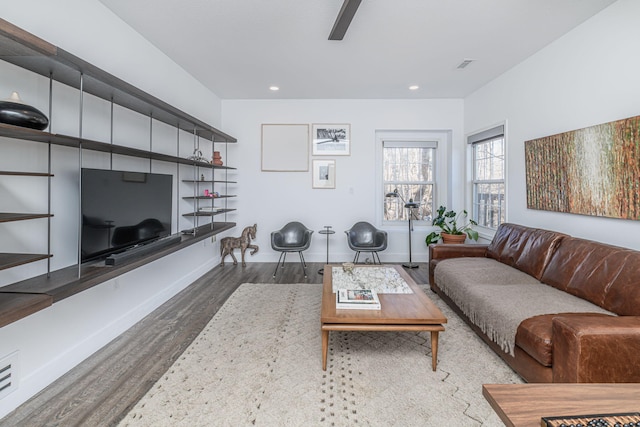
(0, 100, 49, 130)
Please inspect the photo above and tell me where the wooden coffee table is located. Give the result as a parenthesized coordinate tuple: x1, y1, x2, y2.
(483, 383, 640, 427)
(320, 264, 446, 371)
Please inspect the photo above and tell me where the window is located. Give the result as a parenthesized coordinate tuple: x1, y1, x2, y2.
(470, 126, 505, 229)
(383, 140, 437, 223)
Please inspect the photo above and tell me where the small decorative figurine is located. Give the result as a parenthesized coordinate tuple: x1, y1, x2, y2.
(220, 224, 259, 267)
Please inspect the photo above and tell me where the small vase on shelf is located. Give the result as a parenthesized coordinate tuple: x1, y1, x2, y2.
(0, 91, 49, 130)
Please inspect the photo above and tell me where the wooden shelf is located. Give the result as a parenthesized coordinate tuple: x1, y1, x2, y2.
(0, 223, 234, 298)
(182, 195, 236, 200)
(182, 209, 236, 217)
(0, 292, 53, 329)
(0, 18, 236, 143)
(0, 171, 53, 177)
(0, 253, 52, 271)
(181, 179, 237, 184)
(0, 123, 237, 169)
(0, 212, 53, 223)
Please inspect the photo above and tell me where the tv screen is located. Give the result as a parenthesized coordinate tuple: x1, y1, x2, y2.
(81, 168, 173, 262)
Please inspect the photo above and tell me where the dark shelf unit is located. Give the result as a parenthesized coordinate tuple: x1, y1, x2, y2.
(0, 222, 235, 328)
(0, 18, 238, 327)
(182, 209, 237, 218)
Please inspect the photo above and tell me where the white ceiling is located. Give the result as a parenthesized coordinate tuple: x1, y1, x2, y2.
(98, 0, 616, 99)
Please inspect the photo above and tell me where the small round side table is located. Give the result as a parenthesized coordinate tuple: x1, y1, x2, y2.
(318, 225, 335, 275)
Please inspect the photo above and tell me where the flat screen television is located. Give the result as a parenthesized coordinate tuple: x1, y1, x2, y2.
(81, 168, 173, 262)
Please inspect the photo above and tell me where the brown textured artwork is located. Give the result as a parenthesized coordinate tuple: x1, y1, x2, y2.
(525, 115, 640, 220)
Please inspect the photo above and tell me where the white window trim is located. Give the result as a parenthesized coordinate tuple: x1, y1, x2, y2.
(375, 129, 451, 230)
(465, 121, 508, 241)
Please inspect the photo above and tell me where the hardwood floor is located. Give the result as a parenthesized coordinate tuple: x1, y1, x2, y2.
(0, 262, 429, 427)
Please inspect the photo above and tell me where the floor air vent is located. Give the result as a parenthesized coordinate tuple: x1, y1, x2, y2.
(0, 351, 19, 400)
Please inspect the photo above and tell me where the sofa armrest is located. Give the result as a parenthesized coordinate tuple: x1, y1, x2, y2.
(428, 243, 489, 291)
(552, 315, 640, 382)
(429, 243, 489, 260)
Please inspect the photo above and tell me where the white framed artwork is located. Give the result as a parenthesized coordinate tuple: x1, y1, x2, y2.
(312, 123, 350, 156)
(312, 159, 336, 189)
(261, 124, 309, 171)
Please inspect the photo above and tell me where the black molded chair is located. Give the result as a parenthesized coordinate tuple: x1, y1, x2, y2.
(345, 221, 387, 264)
(271, 221, 314, 278)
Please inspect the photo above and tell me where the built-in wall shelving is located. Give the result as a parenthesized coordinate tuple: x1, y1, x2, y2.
(0, 169, 53, 272)
(0, 123, 238, 169)
(0, 18, 238, 327)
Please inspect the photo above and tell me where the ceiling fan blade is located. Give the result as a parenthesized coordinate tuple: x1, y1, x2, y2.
(328, 0, 362, 40)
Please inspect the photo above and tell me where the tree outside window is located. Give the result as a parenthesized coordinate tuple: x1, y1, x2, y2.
(383, 141, 436, 223)
(472, 135, 505, 229)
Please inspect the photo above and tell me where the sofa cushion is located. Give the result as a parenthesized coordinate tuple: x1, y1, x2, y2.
(486, 223, 566, 280)
(516, 313, 614, 367)
(434, 257, 613, 356)
(540, 237, 640, 315)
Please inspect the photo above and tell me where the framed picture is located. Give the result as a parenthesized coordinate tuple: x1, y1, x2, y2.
(312, 159, 336, 189)
(525, 114, 640, 220)
(312, 123, 350, 156)
(261, 124, 309, 171)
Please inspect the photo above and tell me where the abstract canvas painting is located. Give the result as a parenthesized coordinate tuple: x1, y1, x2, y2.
(525, 115, 640, 220)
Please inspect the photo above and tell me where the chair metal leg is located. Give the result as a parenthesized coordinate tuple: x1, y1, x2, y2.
(373, 251, 382, 264)
(353, 252, 360, 264)
(272, 252, 286, 278)
(298, 251, 308, 278)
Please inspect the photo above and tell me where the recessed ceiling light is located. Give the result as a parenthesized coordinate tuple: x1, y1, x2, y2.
(269, 86, 280, 91)
(409, 85, 419, 91)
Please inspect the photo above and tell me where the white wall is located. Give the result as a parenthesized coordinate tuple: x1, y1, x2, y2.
(0, 0, 222, 127)
(0, 1, 230, 417)
(464, 0, 640, 250)
(222, 99, 464, 265)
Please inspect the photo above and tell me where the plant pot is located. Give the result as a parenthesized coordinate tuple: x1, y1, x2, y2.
(441, 233, 466, 244)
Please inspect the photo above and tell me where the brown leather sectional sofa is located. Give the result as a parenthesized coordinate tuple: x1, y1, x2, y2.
(429, 223, 640, 383)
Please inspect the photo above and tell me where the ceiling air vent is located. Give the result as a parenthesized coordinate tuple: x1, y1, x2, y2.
(0, 351, 19, 400)
(457, 59, 475, 69)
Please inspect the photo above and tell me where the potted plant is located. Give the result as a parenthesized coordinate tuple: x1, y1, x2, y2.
(425, 206, 479, 245)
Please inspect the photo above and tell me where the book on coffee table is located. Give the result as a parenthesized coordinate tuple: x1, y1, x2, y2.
(336, 289, 381, 310)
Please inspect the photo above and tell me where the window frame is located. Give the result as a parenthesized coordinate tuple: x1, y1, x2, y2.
(468, 124, 506, 232)
(382, 140, 437, 225)
(375, 130, 450, 229)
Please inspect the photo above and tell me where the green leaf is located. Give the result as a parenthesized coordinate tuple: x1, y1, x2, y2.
(425, 231, 441, 245)
(426, 205, 478, 245)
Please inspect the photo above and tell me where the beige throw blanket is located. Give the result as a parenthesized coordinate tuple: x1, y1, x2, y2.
(434, 258, 613, 356)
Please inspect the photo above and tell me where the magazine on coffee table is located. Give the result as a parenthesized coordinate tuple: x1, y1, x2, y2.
(336, 289, 381, 310)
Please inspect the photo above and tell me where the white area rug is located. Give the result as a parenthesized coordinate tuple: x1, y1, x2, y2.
(119, 283, 522, 426)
